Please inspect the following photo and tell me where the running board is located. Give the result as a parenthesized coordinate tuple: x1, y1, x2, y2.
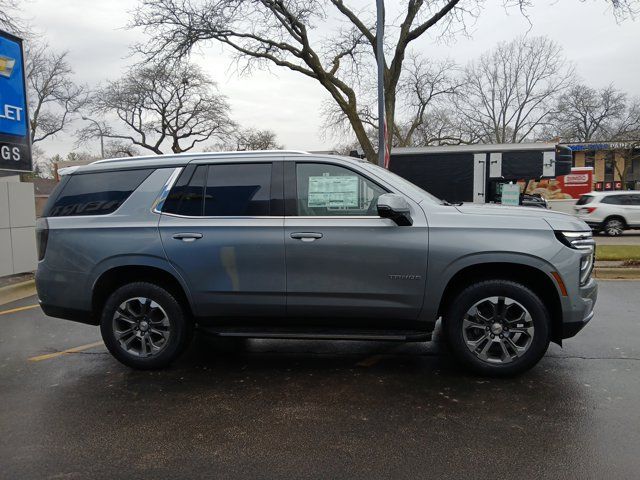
(198, 326, 431, 342)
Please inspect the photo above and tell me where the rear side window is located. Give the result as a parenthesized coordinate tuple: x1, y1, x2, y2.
(163, 166, 207, 216)
(601, 195, 628, 205)
(204, 164, 271, 216)
(44, 169, 153, 217)
(163, 163, 272, 217)
(576, 195, 594, 206)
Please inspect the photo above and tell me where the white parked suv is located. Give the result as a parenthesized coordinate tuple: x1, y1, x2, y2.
(574, 191, 640, 236)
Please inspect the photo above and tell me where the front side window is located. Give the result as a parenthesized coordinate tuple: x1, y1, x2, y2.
(296, 163, 387, 216)
(45, 169, 153, 217)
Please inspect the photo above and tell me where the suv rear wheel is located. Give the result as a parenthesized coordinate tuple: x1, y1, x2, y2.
(603, 217, 625, 236)
(444, 280, 550, 377)
(100, 282, 191, 369)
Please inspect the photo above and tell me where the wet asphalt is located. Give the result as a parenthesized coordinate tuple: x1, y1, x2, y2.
(0, 281, 639, 480)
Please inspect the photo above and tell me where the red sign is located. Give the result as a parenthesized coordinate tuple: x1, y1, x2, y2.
(554, 167, 594, 199)
(615, 181, 622, 190)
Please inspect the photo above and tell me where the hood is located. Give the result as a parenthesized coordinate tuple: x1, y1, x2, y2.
(455, 203, 590, 231)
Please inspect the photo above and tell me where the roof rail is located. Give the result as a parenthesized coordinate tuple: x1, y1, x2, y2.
(90, 149, 310, 165)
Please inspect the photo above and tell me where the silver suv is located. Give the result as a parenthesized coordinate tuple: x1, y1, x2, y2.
(35, 151, 597, 376)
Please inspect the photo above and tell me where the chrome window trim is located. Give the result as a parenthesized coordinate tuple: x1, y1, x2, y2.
(160, 212, 285, 219)
(158, 213, 382, 220)
(287, 215, 382, 219)
(152, 167, 183, 214)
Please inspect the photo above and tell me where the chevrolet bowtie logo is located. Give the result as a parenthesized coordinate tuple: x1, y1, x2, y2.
(0, 55, 16, 78)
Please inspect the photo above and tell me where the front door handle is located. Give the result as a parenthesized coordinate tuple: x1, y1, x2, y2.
(290, 232, 323, 242)
(172, 233, 203, 242)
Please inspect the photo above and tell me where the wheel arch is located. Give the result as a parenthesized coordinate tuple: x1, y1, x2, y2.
(92, 263, 194, 322)
(437, 262, 564, 344)
(603, 215, 628, 227)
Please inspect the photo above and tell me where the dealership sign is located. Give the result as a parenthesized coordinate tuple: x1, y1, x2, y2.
(0, 30, 31, 172)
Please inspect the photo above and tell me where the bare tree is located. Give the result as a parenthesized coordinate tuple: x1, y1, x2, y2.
(393, 56, 464, 146)
(0, 0, 27, 35)
(131, 0, 637, 162)
(215, 128, 284, 151)
(410, 107, 484, 146)
(549, 84, 628, 142)
(456, 36, 574, 144)
(610, 97, 640, 140)
(104, 140, 141, 158)
(323, 55, 463, 147)
(82, 61, 235, 154)
(131, 0, 487, 162)
(26, 43, 87, 144)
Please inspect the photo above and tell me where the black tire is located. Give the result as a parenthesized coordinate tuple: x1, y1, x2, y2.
(100, 282, 191, 370)
(444, 279, 550, 377)
(603, 217, 625, 236)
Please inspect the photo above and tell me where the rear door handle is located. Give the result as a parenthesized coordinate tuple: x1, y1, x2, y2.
(290, 232, 323, 242)
(172, 233, 203, 242)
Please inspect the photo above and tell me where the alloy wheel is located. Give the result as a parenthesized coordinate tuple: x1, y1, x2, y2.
(112, 297, 171, 357)
(605, 219, 624, 236)
(462, 296, 534, 364)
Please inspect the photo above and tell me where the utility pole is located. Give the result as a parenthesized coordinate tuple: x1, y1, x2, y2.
(376, 0, 385, 167)
(82, 116, 105, 159)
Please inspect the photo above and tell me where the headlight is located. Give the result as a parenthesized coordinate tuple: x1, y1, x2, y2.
(555, 231, 595, 286)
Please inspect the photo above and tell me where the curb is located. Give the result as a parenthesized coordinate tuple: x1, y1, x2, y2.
(594, 267, 640, 280)
(0, 280, 37, 307)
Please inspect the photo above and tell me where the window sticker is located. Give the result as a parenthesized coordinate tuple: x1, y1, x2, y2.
(308, 175, 359, 209)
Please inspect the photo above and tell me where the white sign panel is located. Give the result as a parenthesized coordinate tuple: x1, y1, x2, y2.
(501, 183, 521, 206)
(308, 175, 358, 209)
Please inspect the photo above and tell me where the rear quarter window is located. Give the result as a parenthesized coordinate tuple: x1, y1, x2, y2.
(576, 195, 594, 206)
(43, 169, 153, 217)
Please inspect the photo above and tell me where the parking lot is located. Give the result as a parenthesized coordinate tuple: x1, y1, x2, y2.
(0, 280, 638, 479)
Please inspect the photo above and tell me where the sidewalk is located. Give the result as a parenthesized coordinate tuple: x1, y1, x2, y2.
(0, 273, 36, 306)
(594, 260, 640, 279)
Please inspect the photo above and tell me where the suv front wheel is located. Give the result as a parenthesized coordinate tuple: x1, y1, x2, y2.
(444, 280, 550, 377)
(100, 282, 191, 369)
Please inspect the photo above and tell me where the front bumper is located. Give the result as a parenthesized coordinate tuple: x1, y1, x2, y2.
(584, 221, 602, 230)
(561, 277, 598, 339)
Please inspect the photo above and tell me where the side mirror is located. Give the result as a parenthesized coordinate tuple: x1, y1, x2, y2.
(377, 193, 413, 226)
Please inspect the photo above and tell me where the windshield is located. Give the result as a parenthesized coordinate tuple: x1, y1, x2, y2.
(359, 161, 443, 204)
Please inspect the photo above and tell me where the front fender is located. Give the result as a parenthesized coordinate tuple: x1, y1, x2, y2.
(420, 251, 561, 324)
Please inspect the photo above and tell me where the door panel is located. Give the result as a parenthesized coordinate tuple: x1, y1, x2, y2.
(284, 161, 428, 323)
(160, 215, 285, 318)
(159, 161, 285, 319)
(284, 217, 428, 321)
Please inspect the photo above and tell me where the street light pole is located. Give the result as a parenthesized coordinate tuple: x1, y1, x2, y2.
(82, 116, 105, 159)
(376, 0, 385, 167)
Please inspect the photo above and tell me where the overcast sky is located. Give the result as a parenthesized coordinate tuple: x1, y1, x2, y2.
(18, 0, 640, 157)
